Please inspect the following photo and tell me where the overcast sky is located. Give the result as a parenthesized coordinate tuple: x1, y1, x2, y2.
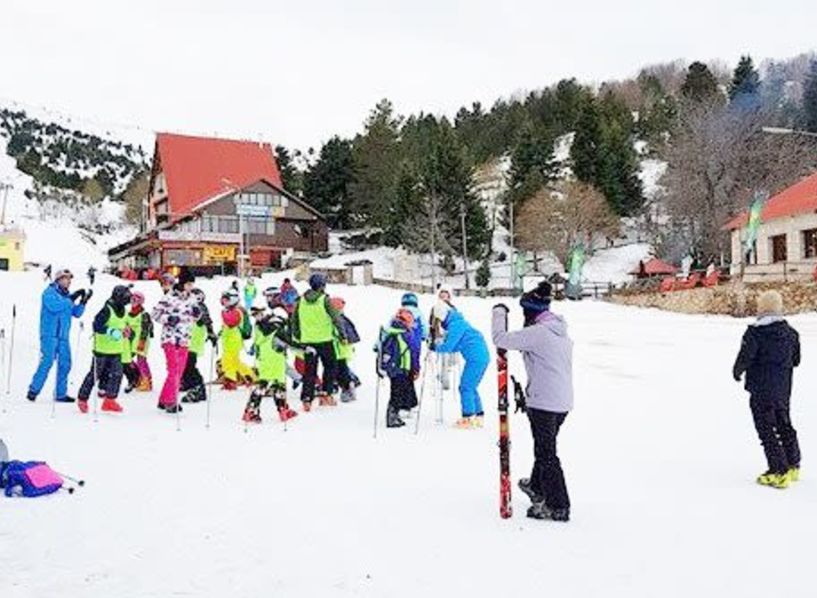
(1, 0, 816, 150)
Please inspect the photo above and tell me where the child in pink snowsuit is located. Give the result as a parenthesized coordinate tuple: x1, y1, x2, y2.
(151, 269, 199, 413)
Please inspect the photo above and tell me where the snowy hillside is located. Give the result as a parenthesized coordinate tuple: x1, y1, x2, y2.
(1, 272, 815, 597)
(0, 136, 136, 269)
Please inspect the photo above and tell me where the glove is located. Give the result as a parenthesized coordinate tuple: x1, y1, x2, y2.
(733, 370, 742, 382)
(123, 326, 133, 340)
(167, 315, 180, 327)
(493, 303, 510, 313)
(81, 289, 93, 305)
(136, 340, 146, 353)
(107, 328, 123, 341)
(69, 289, 86, 303)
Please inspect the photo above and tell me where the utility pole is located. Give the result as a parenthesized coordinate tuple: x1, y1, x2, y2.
(509, 198, 515, 293)
(460, 202, 470, 290)
(0, 182, 11, 226)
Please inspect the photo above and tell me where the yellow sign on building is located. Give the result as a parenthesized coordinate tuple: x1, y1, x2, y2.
(203, 245, 236, 264)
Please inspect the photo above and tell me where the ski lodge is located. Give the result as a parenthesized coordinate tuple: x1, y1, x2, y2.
(724, 170, 817, 282)
(108, 133, 328, 277)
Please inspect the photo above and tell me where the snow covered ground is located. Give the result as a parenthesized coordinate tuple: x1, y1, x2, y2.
(1, 271, 816, 598)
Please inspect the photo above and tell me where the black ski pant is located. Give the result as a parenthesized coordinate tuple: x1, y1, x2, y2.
(750, 397, 801, 474)
(336, 360, 353, 391)
(300, 342, 337, 403)
(180, 352, 204, 392)
(79, 354, 123, 400)
(388, 374, 418, 412)
(123, 361, 141, 389)
(527, 407, 570, 511)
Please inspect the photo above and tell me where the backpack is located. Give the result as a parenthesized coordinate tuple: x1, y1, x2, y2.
(1, 461, 63, 498)
(377, 328, 406, 378)
(238, 307, 253, 340)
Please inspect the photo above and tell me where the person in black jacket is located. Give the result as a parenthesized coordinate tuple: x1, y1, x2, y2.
(733, 290, 801, 489)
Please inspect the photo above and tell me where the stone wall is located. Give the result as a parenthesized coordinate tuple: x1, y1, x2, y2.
(610, 281, 817, 316)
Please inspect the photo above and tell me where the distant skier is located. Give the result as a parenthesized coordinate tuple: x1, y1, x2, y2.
(43, 264, 52, 281)
(27, 269, 91, 403)
(243, 278, 257, 311)
(152, 268, 200, 413)
(278, 278, 299, 315)
(219, 288, 255, 390)
(733, 290, 801, 489)
(180, 288, 217, 403)
(431, 301, 489, 429)
(330, 297, 361, 402)
(87, 266, 97, 286)
(492, 281, 573, 522)
(126, 291, 154, 391)
(78, 284, 133, 414)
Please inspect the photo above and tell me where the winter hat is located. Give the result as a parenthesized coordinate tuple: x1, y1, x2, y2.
(111, 285, 133, 307)
(395, 308, 415, 329)
(329, 296, 346, 312)
(520, 281, 552, 323)
(263, 286, 280, 299)
(309, 272, 328, 291)
(54, 268, 73, 282)
(175, 267, 195, 291)
(437, 285, 453, 301)
(221, 289, 240, 307)
(130, 291, 145, 307)
(757, 290, 783, 316)
(191, 288, 206, 304)
(432, 301, 451, 325)
(401, 292, 419, 307)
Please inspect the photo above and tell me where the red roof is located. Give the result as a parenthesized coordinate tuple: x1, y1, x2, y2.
(630, 258, 678, 276)
(156, 133, 283, 217)
(723, 171, 817, 230)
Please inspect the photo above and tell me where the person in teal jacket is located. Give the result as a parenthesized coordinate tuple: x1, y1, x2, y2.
(27, 269, 91, 402)
(431, 302, 490, 428)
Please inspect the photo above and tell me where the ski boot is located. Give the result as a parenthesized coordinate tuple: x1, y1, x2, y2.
(453, 416, 474, 429)
(124, 383, 135, 394)
(164, 403, 183, 414)
(472, 414, 485, 428)
(278, 405, 298, 422)
(242, 408, 262, 424)
(788, 466, 801, 483)
(78, 399, 89, 414)
(26, 390, 37, 402)
(302, 400, 312, 412)
(181, 389, 194, 403)
(318, 393, 337, 407)
(222, 379, 238, 391)
(518, 478, 543, 504)
(757, 471, 790, 489)
(101, 398, 124, 413)
(386, 405, 405, 428)
(55, 395, 77, 403)
(136, 377, 153, 392)
(340, 388, 356, 403)
(527, 502, 570, 522)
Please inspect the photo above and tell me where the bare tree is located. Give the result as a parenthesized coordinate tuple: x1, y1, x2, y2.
(660, 102, 817, 262)
(401, 190, 456, 288)
(516, 181, 619, 267)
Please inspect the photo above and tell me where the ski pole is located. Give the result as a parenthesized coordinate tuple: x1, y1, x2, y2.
(373, 327, 385, 439)
(92, 356, 99, 424)
(6, 305, 16, 398)
(414, 352, 433, 435)
(0, 328, 6, 414)
(55, 471, 86, 486)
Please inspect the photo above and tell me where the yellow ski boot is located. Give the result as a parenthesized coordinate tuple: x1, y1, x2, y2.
(757, 472, 790, 489)
(453, 417, 474, 429)
(787, 467, 800, 483)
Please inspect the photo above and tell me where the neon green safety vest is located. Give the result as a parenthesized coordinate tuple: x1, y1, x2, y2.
(333, 337, 354, 362)
(94, 306, 127, 356)
(189, 322, 207, 356)
(221, 314, 245, 354)
(125, 311, 148, 357)
(298, 297, 334, 344)
(254, 325, 286, 384)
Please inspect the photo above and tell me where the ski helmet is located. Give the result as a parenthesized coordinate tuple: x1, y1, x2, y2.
(111, 284, 133, 307)
(401, 292, 419, 307)
(263, 286, 280, 299)
(221, 289, 240, 307)
(190, 288, 206, 304)
(130, 291, 145, 307)
(329, 296, 346, 312)
(54, 268, 73, 282)
(308, 272, 327, 291)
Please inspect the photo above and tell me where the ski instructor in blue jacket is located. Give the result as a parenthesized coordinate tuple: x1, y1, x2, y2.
(27, 268, 92, 402)
(431, 301, 490, 428)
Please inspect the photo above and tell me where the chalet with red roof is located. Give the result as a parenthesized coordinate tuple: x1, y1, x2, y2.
(109, 133, 328, 275)
(724, 171, 817, 281)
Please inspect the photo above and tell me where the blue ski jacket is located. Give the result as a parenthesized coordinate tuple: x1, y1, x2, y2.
(38, 283, 85, 341)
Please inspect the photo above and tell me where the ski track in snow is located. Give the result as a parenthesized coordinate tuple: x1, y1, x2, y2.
(1, 272, 816, 598)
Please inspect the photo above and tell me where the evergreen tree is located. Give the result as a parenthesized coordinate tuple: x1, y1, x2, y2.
(507, 122, 557, 206)
(804, 60, 817, 133)
(302, 136, 355, 229)
(349, 99, 403, 228)
(275, 145, 303, 195)
(571, 101, 602, 183)
(476, 257, 491, 289)
(681, 61, 721, 103)
(729, 55, 760, 105)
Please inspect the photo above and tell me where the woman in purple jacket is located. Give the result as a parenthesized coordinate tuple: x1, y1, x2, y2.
(492, 281, 573, 522)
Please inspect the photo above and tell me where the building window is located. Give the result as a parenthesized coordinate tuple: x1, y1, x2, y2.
(245, 216, 275, 235)
(803, 229, 817, 258)
(771, 234, 787, 263)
